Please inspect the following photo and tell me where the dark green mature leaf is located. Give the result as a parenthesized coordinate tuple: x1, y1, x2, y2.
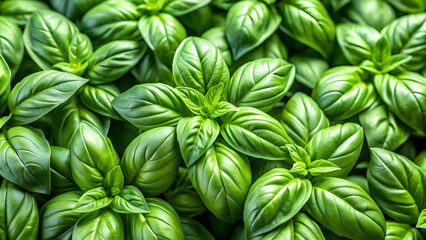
(336, 23, 381, 65)
(50, 0, 103, 20)
(382, 14, 426, 71)
(343, 0, 395, 31)
(386, 221, 423, 239)
(163, 0, 212, 16)
(387, 0, 425, 14)
(280, 92, 329, 148)
(201, 26, 233, 66)
(0, 55, 11, 113)
(73, 187, 112, 213)
(293, 212, 326, 240)
(368, 148, 426, 223)
(126, 198, 185, 240)
(70, 121, 118, 191)
(359, 103, 409, 150)
(121, 127, 181, 196)
(177, 116, 220, 167)
(0, 126, 51, 194)
(225, 0, 281, 59)
(111, 185, 150, 214)
(305, 177, 386, 240)
(131, 49, 174, 86)
(227, 58, 294, 112)
(73, 209, 124, 240)
(181, 217, 215, 240)
(138, 13, 186, 67)
(374, 73, 426, 131)
(312, 66, 377, 121)
(0, 180, 39, 240)
(244, 168, 312, 238)
(221, 107, 292, 161)
(50, 146, 78, 194)
(80, 84, 122, 120)
(8, 70, 88, 125)
(189, 139, 251, 223)
(81, 0, 141, 45)
(0, 17, 24, 79)
(113, 83, 191, 130)
(23, 10, 78, 70)
(173, 37, 230, 94)
(0, 0, 50, 26)
(40, 191, 83, 240)
(305, 123, 364, 177)
(277, 0, 335, 58)
(85, 40, 145, 84)
(289, 54, 328, 89)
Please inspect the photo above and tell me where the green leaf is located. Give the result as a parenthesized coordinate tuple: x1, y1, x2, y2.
(0, 113, 12, 130)
(227, 58, 294, 112)
(176, 87, 205, 115)
(221, 107, 292, 161)
(305, 177, 386, 240)
(289, 54, 329, 89)
(85, 40, 145, 84)
(0, 180, 39, 240)
(244, 168, 312, 238)
(342, 0, 395, 31)
(286, 144, 310, 165)
(417, 209, 426, 229)
(173, 37, 230, 94)
(81, 0, 141, 45)
(50, 0, 103, 20)
(201, 27, 232, 66)
(387, 0, 425, 13)
(308, 160, 340, 176)
(336, 23, 381, 65)
(359, 59, 381, 74)
(305, 123, 364, 177)
(292, 212, 326, 240)
(0, 0, 50, 26)
(382, 14, 426, 71)
(73, 187, 112, 213)
(68, 32, 93, 66)
(367, 148, 426, 223)
(210, 101, 239, 119)
(103, 166, 124, 196)
(8, 70, 88, 125)
(381, 54, 412, 73)
(0, 126, 51, 194)
(181, 217, 215, 240)
(111, 185, 150, 214)
(0, 17, 24, 79)
(120, 127, 181, 196)
(70, 121, 118, 191)
(280, 92, 329, 148)
(189, 139, 251, 223)
(138, 13, 186, 67)
(50, 146, 78, 194)
(162, 0, 212, 16)
(80, 84, 122, 120)
(131, 49, 174, 86)
(372, 36, 391, 64)
(40, 191, 84, 240)
(289, 162, 308, 177)
(0, 55, 11, 114)
(23, 10, 79, 70)
(177, 116, 220, 167)
(374, 72, 426, 131)
(126, 198, 185, 239)
(277, 0, 335, 58)
(312, 66, 377, 121)
(73, 210, 124, 240)
(204, 83, 224, 107)
(386, 221, 423, 239)
(225, 1, 281, 59)
(112, 83, 192, 130)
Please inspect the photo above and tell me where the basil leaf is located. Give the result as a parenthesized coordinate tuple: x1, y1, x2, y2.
(244, 168, 312, 238)
(382, 14, 426, 71)
(372, 36, 391, 64)
(227, 58, 294, 112)
(201, 26, 233, 66)
(210, 102, 239, 119)
(113, 83, 191, 130)
(138, 13, 186, 67)
(0, 0, 50, 26)
(305, 123, 364, 177)
(387, 221, 423, 239)
(177, 116, 220, 167)
(120, 127, 181, 196)
(289, 54, 328, 89)
(126, 198, 185, 240)
(418, 209, 426, 229)
(80, 84, 122, 120)
(0, 55, 11, 114)
(176, 87, 205, 115)
(163, 0, 211, 16)
(204, 83, 223, 107)
(280, 92, 329, 148)
(382, 54, 412, 73)
(103, 166, 124, 195)
(305, 177, 386, 240)
(188, 139, 251, 223)
(0, 180, 39, 240)
(182, 217, 215, 240)
(387, 0, 425, 14)
(50, 146, 78, 195)
(85, 40, 145, 84)
(0, 17, 24, 79)
(374, 72, 426, 131)
(68, 32, 93, 66)
(173, 37, 230, 94)
(81, 0, 141, 46)
(225, 1, 281, 59)
(312, 66, 377, 121)
(367, 148, 426, 223)
(221, 107, 291, 161)
(336, 23, 381, 65)
(251, 158, 292, 182)
(308, 160, 340, 176)
(8, 70, 88, 125)
(0, 126, 50, 194)
(23, 10, 78, 70)
(111, 185, 150, 214)
(40, 191, 84, 240)
(286, 144, 310, 165)
(73, 209, 124, 240)
(359, 103, 409, 150)
(70, 121, 119, 191)
(73, 187, 112, 213)
(293, 212, 326, 240)
(50, 0, 103, 20)
(277, 0, 335, 58)
(343, 0, 395, 31)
